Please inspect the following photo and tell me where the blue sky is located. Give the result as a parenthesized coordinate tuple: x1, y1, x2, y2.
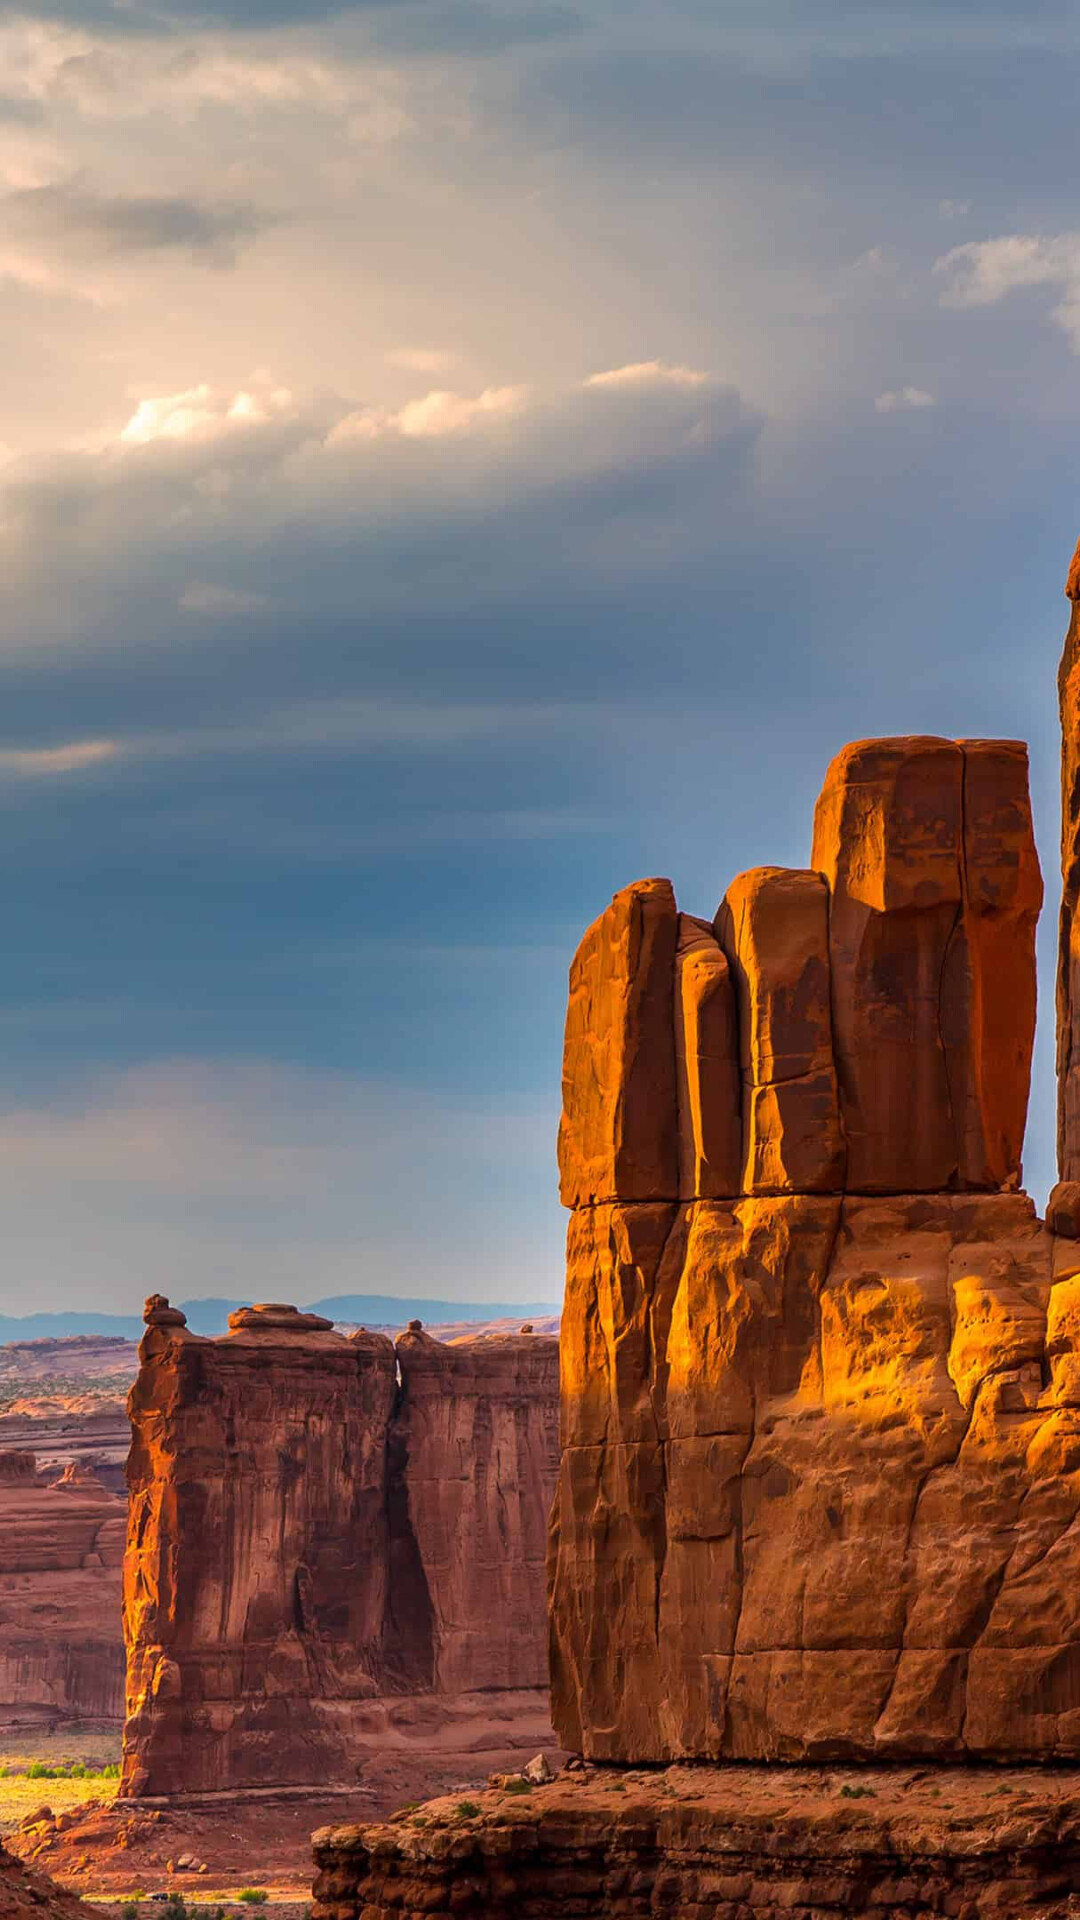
(0, 0, 1075, 1310)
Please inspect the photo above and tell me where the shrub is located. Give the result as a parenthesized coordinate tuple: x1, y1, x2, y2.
(454, 1801, 481, 1820)
(501, 1778, 531, 1796)
(121, 1904, 139, 1920)
(237, 1891, 269, 1905)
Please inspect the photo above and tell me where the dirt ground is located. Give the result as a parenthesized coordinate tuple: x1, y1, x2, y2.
(4, 1736, 560, 1903)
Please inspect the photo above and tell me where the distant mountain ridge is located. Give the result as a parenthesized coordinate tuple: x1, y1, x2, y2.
(0, 1294, 559, 1344)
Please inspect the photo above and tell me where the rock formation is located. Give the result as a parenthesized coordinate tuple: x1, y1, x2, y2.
(0, 1454, 125, 1727)
(0, 1836, 105, 1919)
(312, 1766, 1080, 1920)
(122, 1301, 559, 1796)
(549, 732, 1067, 1763)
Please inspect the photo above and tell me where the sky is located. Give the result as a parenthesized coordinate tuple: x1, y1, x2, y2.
(0, 0, 1077, 1313)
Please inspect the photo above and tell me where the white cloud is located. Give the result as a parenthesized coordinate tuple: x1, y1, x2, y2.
(0, 739, 118, 775)
(329, 382, 529, 443)
(0, 360, 758, 659)
(875, 385, 937, 413)
(120, 380, 295, 446)
(584, 360, 710, 389)
(935, 232, 1080, 348)
(395, 383, 529, 437)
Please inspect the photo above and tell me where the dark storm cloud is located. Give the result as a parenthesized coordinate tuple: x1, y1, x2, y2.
(1, 182, 272, 267)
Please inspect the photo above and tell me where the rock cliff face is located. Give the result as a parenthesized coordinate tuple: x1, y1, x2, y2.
(0, 1454, 125, 1726)
(549, 732, 1076, 1763)
(122, 1302, 559, 1796)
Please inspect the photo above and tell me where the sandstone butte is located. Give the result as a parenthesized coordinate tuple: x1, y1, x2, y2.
(121, 1301, 559, 1796)
(550, 728, 1062, 1764)
(0, 1449, 124, 1728)
(307, 548, 1080, 1920)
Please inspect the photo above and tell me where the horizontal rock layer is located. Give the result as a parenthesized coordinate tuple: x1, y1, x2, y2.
(311, 1766, 1080, 1920)
(122, 1301, 559, 1796)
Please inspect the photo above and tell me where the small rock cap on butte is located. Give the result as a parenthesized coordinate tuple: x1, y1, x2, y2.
(143, 1295, 188, 1328)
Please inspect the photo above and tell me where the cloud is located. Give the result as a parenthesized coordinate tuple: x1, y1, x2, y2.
(0, 738, 118, 775)
(390, 384, 530, 438)
(118, 380, 296, 444)
(935, 232, 1080, 348)
(875, 385, 936, 412)
(327, 383, 529, 443)
(1, 180, 271, 267)
(0, 363, 758, 659)
(584, 360, 711, 390)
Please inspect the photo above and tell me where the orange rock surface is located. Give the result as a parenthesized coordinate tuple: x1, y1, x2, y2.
(557, 877, 678, 1206)
(673, 914, 740, 1200)
(715, 867, 844, 1194)
(122, 1299, 559, 1796)
(551, 731, 1055, 1762)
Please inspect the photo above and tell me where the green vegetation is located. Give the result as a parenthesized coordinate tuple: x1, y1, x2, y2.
(22, 1759, 120, 1780)
(237, 1890, 269, 1905)
(500, 1777, 531, 1795)
(453, 1800, 481, 1821)
(839, 1784, 876, 1799)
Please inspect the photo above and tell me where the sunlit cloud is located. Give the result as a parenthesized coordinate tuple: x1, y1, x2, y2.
(394, 383, 529, 437)
(584, 360, 711, 389)
(875, 385, 936, 412)
(119, 380, 295, 444)
(0, 739, 119, 775)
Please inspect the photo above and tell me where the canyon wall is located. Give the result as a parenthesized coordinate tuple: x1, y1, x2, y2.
(122, 1302, 559, 1796)
(0, 1451, 125, 1726)
(546, 730, 1080, 1764)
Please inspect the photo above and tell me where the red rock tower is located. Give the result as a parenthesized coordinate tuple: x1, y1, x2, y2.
(548, 733, 1068, 1763)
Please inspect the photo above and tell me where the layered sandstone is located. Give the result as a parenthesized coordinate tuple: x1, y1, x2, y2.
(0, 1454, 125, 1727)
(312, 1766, 1080, 1920)
(550, 733, 1058, 1763)
(122, 1301, 559, 1796)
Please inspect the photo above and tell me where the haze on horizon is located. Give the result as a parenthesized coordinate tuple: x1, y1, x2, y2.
(0, 0, 1076, 1315)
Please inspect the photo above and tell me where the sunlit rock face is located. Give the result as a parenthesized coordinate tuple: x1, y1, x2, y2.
(548, 732, 1078, 1763)
(122, 1300, 559, 1796)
